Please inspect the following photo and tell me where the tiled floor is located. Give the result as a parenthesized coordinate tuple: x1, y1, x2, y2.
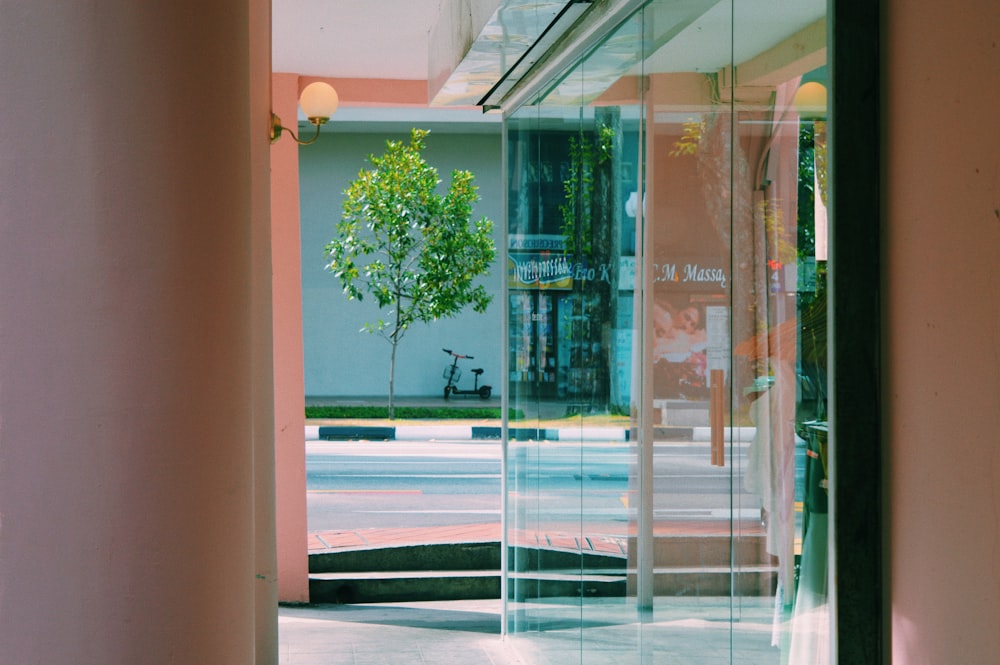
(278, 596, 793, 665)
(279, 600, 523, 665)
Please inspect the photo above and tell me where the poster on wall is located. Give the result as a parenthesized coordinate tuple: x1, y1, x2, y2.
(705, 305, 730, 381)
(651, 258, 728, 401)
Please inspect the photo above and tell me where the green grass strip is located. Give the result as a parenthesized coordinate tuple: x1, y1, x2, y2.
(305, 405, 524, 420)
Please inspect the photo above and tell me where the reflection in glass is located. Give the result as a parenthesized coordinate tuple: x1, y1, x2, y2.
(503, 1, 830, 663)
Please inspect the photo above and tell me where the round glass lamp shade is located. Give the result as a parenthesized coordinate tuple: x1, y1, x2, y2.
(792, 81, 827, 120)
(299, 82, 339, 123)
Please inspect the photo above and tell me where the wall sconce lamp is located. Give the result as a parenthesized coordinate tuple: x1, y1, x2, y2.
(270, 81, 340, 145)
(792, 81, 828, 120)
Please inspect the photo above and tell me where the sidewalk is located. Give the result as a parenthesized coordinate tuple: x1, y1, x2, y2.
(304, 394, 754, 438)
(308, 522, 501, 553)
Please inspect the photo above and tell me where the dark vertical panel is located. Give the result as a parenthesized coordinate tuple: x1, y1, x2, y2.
(829, 0, 885, 662)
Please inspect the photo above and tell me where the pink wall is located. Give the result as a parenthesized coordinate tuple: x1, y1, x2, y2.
(271, 73, 311, 603)
(0, 0, 273, 661)
(885, 0, 1000, 661)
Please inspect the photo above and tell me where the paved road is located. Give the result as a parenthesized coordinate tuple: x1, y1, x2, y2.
(307, 441, 502, 530)
(306, 439, 769, 533)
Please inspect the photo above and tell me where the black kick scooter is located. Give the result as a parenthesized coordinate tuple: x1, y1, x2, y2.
(442, 348, 492, 399)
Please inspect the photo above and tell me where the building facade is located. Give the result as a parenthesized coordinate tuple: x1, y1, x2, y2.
(299, 128, 505, 398)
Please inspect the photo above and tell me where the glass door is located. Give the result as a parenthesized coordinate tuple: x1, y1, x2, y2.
(504, 1, 830, 663)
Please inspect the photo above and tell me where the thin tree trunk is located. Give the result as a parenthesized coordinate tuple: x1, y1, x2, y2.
(592, 107, 622, 412)
(388, 296, 402, 420)
(388, 339, 397, 420)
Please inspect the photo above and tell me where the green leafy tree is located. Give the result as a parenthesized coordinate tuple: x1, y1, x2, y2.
(558, 114, 621, 412)
(325, 129, 496, 419)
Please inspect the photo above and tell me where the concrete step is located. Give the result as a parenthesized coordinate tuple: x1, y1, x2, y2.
(309, 565, 778, 604)
(309, 541, 500, 575)
(308, 538, 777, 604)
(310, 570, 500, 604)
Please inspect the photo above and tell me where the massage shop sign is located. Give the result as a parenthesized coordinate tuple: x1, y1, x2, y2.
(618, 257, 728, 292)
(651, 259, 728, 292)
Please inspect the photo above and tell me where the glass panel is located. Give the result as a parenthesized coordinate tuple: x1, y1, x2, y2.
(504, 1, 830, 663)
(506, 11, 645, 661)
(645, 3, 739, 659)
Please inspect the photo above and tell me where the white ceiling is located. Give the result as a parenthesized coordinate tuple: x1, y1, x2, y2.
(272, 0, 442, 80)
(271, 0, 825, 115)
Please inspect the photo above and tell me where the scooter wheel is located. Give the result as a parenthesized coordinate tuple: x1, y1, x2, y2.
(479, 386, 492, 399)
(443, 386, 451, 400)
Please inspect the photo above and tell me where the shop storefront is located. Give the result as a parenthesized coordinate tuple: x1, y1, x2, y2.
(507, 243, 634, 403)
(498, 1, 832, 662)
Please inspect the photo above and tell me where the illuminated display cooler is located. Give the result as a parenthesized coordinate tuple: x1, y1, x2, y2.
(508, 289, 607, 400)
(508, 291, 556, 394)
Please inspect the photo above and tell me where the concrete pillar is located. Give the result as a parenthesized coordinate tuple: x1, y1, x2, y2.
(270, 73, 310, 603)
(886, 0, 1000, 661)
(0, 1, 272, 662)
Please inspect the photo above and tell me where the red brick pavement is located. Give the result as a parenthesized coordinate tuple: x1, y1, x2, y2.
(308, 520, 765, 554)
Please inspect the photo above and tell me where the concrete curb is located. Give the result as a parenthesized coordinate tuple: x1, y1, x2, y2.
(305, 425, 630, 442)
(305, 424, 757, 442)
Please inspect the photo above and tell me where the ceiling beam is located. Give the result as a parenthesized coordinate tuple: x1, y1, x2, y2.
(735, 18, 827, 87)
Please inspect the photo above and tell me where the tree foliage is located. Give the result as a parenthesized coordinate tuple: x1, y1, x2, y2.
(324, 129, 496, 417)
(558, 115, 621, 412)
